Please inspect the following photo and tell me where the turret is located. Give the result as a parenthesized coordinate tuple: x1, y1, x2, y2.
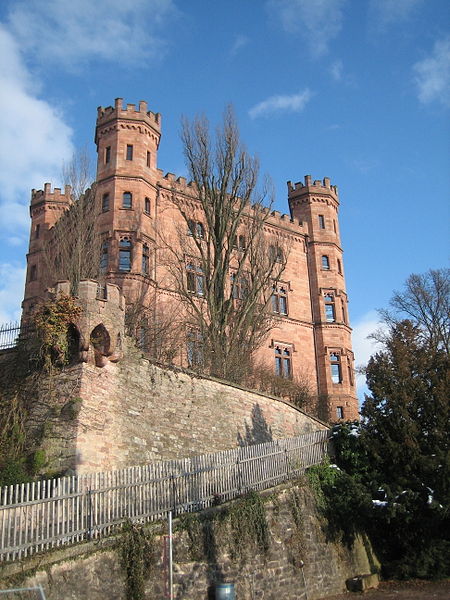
(22, 184, 73, 315)
(287, 175, 358, 422)
(93, 99, 160, 308)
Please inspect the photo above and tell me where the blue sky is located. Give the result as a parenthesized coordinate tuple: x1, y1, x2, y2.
(0, 0, 448, 399)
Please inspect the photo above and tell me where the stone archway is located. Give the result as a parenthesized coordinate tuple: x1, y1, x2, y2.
(90, 324, 111, 367)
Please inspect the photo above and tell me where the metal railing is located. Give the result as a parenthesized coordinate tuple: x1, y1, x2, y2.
(0, 429, 329, 563)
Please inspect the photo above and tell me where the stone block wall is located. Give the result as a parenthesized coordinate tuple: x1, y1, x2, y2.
(36, 344, 327, 474)
(0, 483, 378, 600)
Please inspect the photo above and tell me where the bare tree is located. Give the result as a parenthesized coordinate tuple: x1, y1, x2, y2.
(379, 268, 450, 354)
(42, 150, 100, 295)
(163, 107, 288, 382)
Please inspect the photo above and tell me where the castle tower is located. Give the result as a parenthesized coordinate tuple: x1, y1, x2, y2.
(94, 98, 161, 304)
(22, 184, 72, 315)
(288, 176, 359, 421)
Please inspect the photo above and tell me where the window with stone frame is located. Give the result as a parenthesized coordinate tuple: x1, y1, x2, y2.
(146, 151, 151, 168)
(270, 245, 284, 264)
(102, 193, 109, 212)
(186, 261, 205, 296)
(142, 243, 150, 276)
(187, 220, 205, 239)
(105, 146, 111, 164)
(122, 192, 132, 209)
(324, 293, 336, 322)
(330, 352, 342, 384)
(321, 255, 330, 270)
(126, 144, 133, 161)
(100, 240, 109, 273)
(35, 224, 40, 239)
(187, 328, 204, 367)
(144, 197, 151, 215)
(29, 264, 37, 281)
(230, 272, 249, 300)
(318, 214, 325, 229)
(272, 282, 288, 315)
(274, 344, 292, 378)
(119, 237, 132, 272)
(336, 406, 344, 419)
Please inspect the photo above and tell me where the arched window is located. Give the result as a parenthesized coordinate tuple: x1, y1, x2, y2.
(119, 237, 132, 271)
(142, 243, 150, 275)
(100, 240, 109, 273)
(122, 192, 132, 209)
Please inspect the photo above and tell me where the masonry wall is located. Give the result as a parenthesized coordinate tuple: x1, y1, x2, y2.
(0, 484, 378, 600)
(71, 346, 327, 473)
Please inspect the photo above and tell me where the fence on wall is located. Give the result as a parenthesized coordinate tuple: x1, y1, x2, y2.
(0, 322, 26, 351)
(0, 429, 329, 563)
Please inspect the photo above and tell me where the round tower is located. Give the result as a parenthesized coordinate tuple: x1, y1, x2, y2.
(94, 98, 161, 304)
(22, 184, 72, 315)
(288, 175, 358, 422)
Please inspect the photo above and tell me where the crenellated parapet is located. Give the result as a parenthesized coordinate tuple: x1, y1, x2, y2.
(95, 98, 161, 148)
(53, 280, 125, 367)
(30, 183, 72, 217)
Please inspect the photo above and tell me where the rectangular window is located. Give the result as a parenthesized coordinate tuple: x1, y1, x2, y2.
(119, 238, 132, 272)
(29, 265, 37, 281)
(187, 329, 204, 367)
(100, 240, 109, 273)
(231, 273, 249, 300)
(336, 406, 344, 419)
(122, 192, 132, 209)
(144, 197, 150, 214)
(35, 224, 40, 239)
(274, 345, 292, 378)
(330, 352, 342, 383)
(142, 244, 150, 275)
(126, 144, 133, 161)
(324, 293, 335, 322)
(105, 146, 111, 164)
(318, 214, 325, 229)
(137, 323, 149, 351)
(272, 283, 288, 316)
(322, 255, 330, 270)
(102, 193, 109, 212)
(146, 151, 151, 167)
(187, 262, 205, 295)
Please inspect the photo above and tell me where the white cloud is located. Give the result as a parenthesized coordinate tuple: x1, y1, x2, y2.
(369, 0, 423, 27)
(249, 89, 312, 119)
(230, 34, 249, 57)
(351, 311, 387, 400)
(0, 26, 74, 236)
(330, 59, 343, 82)
(413, 37, 450, 108)
(6, 0, 177, 68)
(0, 263, 26, 323)
(267, 0, 346, 57)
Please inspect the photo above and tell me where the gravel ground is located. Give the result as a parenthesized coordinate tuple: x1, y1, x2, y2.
(321, 579, 450, 600)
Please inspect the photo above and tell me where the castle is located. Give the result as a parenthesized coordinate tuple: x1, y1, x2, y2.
(22, 98, 359, 423)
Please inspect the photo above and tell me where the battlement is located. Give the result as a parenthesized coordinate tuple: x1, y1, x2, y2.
(287, 175, 338, 197)
(31, 183, 72, 206)
(96, 98, 161, 132)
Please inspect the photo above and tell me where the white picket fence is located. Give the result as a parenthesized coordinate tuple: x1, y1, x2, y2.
(0, 429, 329, 563)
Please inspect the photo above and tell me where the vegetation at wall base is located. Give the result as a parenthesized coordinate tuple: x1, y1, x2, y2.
(308, 269, 450, 580)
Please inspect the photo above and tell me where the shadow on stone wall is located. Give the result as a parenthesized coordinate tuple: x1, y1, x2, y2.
(237, 403, 273, 446)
